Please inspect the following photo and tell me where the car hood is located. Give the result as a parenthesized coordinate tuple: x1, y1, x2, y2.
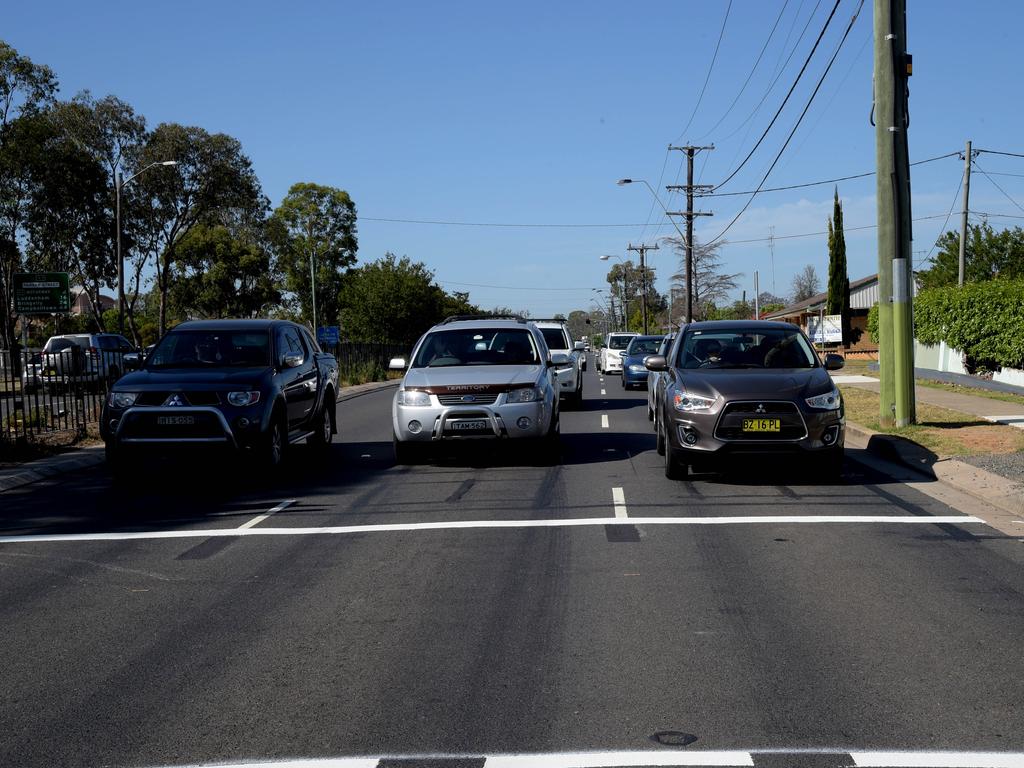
(116, 367, 271, 390)
(675, 367, 834, 400)
(403, 365, 542, 392)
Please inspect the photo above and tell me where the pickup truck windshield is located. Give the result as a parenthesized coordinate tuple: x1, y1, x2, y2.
(147, 330, 271, 368)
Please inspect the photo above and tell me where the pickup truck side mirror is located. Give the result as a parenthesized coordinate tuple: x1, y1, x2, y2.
(281, 353, 304, 369)
(548, 352, 570, 367)
(389, 357, 408, 371)
(573, 341, 586, 351)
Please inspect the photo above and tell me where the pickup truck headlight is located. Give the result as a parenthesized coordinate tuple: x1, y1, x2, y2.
(805, 387, 841, 410)
(227, 391, 261, 407)
(507, 387, 539, 403)
(397, 389, 431, 407)
(107, 391, 138, 409)
(672, 390, 716, 412)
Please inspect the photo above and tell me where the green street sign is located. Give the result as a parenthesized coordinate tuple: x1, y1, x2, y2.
(13, 272, 71, 314)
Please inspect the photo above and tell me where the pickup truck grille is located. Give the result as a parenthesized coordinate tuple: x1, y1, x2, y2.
(136, 391, 221, 406)
(437, 393, 499, 405)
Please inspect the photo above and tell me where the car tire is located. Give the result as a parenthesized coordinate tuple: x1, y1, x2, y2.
(393, 434, 423, 465)
(664, 436, 687, 480)
(647, 402, 654, 421)
(262, 412, 287, 469)
(817, 446, 844, 480)
(308, 397, 334, 450)
(656, 414, 666, 455)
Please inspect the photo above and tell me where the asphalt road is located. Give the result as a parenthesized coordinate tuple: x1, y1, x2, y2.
(1, 360, 1023, 768)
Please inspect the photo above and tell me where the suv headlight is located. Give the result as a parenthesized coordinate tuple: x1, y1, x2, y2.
(672, 390, 716, 412)
(628, 364, 647, 372)
(507, 387, 539, 403)
(107, 391, 138, 409)
(397, 389, 431, 407)
(227, 391, 261, 407)
(806, 386, 841, 410)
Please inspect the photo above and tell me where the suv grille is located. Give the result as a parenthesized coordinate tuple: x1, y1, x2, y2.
(438, 393, 499, 405)
(714, 401, 807, 441)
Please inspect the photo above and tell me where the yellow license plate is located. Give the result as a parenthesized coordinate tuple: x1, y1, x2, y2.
(742, 418, 780, 432)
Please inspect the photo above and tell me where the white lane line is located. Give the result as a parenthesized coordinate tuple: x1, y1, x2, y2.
(485, 751, 754, 767)
(601, 388, 606, 395)
(0, 516, 986, 545)
(852, 751, 1024, 767)
(237, 499, 296, 530)
(612, 486, 628, 518)
(169, 759, 379, 768)
(601, 414, 609, 429)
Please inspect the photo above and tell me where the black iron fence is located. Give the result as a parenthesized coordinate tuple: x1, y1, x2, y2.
(1, 342, 410, 443)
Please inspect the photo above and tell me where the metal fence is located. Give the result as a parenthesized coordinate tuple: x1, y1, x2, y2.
(1, 341, 410, 443)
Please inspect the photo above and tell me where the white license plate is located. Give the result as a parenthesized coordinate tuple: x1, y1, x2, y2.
(449, 419, 488, 431)
(157, 415, 195, 426)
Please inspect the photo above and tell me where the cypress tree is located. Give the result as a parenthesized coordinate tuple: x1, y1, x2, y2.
(826, 187, 850, 345)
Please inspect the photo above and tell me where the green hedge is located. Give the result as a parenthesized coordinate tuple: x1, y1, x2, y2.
(869, 280, 1024, 368)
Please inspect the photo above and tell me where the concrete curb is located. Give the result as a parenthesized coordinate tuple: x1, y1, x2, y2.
(846, 419, 1023, 519)
(0, 379, 401, 494)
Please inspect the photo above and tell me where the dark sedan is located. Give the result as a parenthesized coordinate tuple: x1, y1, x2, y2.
(646, 320, 845, 479)
(621, 335, 665, 389)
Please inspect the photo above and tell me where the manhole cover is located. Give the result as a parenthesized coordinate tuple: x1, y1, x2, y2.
(650, 731, 698, 747)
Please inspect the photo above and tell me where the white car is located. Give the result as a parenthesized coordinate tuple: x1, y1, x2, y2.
(599, 332, 638, 374)
(534, 320, 585, 407)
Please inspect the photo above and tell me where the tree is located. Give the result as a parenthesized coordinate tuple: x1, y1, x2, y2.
(565, 310, 592, 342)
(441, 290, 480, 318)
(0, 41, 58, 349)
(170, 223, 280, 319)
(826, 187, 850, 344)
(340, 253, 447, 344)
(917, 222, 1024, 291)
(663, 236, 742, 321)
(135, 123, 263, 336)
(270, 182, 357, 330)
(605, 260, 663, 330)
(791, 264, 821, 303)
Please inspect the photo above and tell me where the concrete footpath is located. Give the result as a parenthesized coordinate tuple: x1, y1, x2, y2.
(0, 379, 399, 493)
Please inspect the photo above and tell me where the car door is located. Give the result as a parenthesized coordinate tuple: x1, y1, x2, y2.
(281, 326, 318, 429)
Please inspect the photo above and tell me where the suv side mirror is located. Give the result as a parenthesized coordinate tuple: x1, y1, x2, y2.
(389, 357, 408, 371)
(824, 353, 845, 371)
(645, 355, 668, 371)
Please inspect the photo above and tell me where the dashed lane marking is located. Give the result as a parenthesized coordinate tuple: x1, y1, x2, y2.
(612, 486, 628, 518)
(851, 752, 1024, 767)
(0, 515, 986, 545)
(601, 414, 609, 429)
(237, 499, 296, 530)
(601, 388, 607, 395)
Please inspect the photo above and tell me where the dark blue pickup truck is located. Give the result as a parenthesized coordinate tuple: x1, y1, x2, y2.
(101, 319, 339, 471)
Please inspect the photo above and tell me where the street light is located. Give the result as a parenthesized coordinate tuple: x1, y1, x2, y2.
(116, 160, 179, 334)
(598, 254, 628, 331)
(617, 177, 689, 327)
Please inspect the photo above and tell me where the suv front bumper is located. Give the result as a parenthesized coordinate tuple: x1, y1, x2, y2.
(393, 400, 552, 442)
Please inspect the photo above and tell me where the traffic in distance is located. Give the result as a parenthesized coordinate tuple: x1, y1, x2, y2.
(93, 313, 845, 480)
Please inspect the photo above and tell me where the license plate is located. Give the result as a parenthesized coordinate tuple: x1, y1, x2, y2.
(157, 415, 195, 426)
(742, 418, 780, 432)
(449, 419, 488, 431)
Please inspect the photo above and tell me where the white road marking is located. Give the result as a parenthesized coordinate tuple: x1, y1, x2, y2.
(0, 516, 986, 545)
(983, 414, 1024, 430)
(831, 374, 878, 384)
(168, 759, 379, 768)
(484, 751, 753, 767)
(601, 414, 609, 429)
(612, 486, 628, 518)
(852, 751, 1024, 767)
(237, 499, 296, 530)
(600, 388, 606, 395)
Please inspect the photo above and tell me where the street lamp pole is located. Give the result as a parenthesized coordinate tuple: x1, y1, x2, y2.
(116, 160, 178, 335)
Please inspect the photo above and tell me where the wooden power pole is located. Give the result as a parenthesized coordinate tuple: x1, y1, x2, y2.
(666, 145, 714, 322)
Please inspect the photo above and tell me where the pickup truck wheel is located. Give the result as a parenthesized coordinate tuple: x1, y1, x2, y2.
(263, 414, 287, 468)
(308, 397, 334, 449)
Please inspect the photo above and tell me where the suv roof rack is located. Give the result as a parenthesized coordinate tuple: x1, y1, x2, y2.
(440, 314, 528, 324)
(530, 318, 569, 324)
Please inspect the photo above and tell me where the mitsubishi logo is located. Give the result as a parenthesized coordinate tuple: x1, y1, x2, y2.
(164, 394, 185, 407)
(755, 403, 766, 414)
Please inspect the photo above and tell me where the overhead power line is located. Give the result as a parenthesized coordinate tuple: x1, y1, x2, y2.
(675, 0, 733, 141)
(973, 160, 1024, 214)
(704, 0, 867, 246)
(713, 0, 843, 191)
(917, 175, 963, 265)
(976, 149, 1024, 160)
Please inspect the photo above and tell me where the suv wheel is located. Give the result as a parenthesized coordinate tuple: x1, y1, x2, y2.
(656, 413, 666, 455)
(393, 433, 423, 465)
(664, 436, 687, 480)
(817, 446, 844, 480)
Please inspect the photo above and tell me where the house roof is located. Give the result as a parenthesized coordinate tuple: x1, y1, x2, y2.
(763, 273, 878, 319)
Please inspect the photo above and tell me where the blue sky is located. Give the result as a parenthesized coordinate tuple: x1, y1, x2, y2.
(6, 0, 1024, 317)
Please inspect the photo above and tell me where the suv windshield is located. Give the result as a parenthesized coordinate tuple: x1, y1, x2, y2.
(412, 328, 539, 367)
(147, 330, 271, 368)
(676, 328, 818, 370)
(608, 335, 633, 350)
(626, 337, 662, 355)
(539, 327, 569, 351)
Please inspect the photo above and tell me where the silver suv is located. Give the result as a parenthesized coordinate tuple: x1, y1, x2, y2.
(389, 316, 567, 463)
(533, 319, 585, 407)
(40, 333, 136, 385)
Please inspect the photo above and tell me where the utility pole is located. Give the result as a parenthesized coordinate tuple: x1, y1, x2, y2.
(874, 0, 915, 427)
(754, 271, 760, 319)
(768, 225, 777, 297)
(627, 242, 659, 334)
(958, 139, 972, 287)
(666, 144, 714, 322)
